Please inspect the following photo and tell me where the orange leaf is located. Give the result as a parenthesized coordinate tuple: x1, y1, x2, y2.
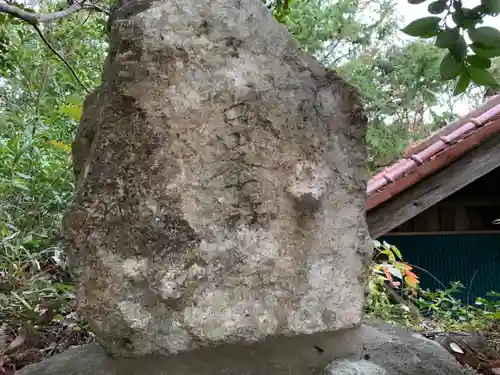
(405, 270, 419, 281)
(401, 263, 413, 272)
(405, 274, 419, 289)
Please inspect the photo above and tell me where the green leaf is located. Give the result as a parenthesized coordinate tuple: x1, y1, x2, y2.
(12, 142, 32, 166)
(22, 234, 33, 245)
(435, 28, 459, 48)
(481, 0, 500, 14)
(454, 73, 471, 95)
(59, 103, 82, 122)
(452, 8, 482, 28)
(472, 4, 488, 13)
(428, 0, 448, 14)
(471, 43, 500, 58)
(466, 65, 498, 86)
(401, 17, 441, 38)
(449, 35, 468, 62)
(390, 245, 403, 260)
(468, 26, 500, 48)
(379, 249, 396, 262)
(440, 52, 464, 80)
(0, 223, 8, 238)
(451, 10, 461, 25)
(408, 0, 427, 3)
(467, 55, 492, 68)
(14, 172, 31, 180)
(465, 7, 483, 18)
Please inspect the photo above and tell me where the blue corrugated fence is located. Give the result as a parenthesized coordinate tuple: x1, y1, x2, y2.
(379, 234, 500, 302)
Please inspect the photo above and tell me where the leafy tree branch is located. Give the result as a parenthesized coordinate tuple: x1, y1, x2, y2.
(402, 0, 500, 95)
(32, 23, 89, 92)
(1, 1, 87, 24)
(0, 0, 109, 92)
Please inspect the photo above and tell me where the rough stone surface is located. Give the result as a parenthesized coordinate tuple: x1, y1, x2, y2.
(64, 0, 372, 357)
(335, 321, 471, 375)
(15, 322, 471, 375)
(323, 359, 387, 375)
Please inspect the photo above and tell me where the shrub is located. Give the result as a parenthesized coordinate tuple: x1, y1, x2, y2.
(366, 240, 500, 336)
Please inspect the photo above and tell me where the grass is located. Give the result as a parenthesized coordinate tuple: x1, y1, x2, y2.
(0, 133, 94, 374)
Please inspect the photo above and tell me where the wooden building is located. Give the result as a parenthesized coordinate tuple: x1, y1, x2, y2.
(365, 95, 500, 301)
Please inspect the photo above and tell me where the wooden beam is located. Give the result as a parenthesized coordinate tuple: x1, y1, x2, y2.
(426, 207, 440, 232)
(436, 198, 500, 208)
(453, 206, 469, 231)
(367, 133, 500, 239)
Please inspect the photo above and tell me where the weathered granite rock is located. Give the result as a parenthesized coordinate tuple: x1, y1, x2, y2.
(15, 322, 471, 375)
(324, 321, 473, 375)
(323, 360, 387, 375)
(64, 0, 372, 358)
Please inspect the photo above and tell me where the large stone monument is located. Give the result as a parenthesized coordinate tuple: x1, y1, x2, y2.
(65, 0, 372, 358)
(16, 0, 472, 373)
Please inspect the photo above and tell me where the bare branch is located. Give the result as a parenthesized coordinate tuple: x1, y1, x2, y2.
(32, 24, 89, 92)
(85, 2, 109, 16)
(38, 2, 86, 22)
(0, 1, 84, 24)
(0, 0, 109, 24)
(0, 0, 105, 92)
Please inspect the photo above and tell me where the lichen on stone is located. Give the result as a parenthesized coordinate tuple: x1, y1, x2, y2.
(64, 0, 372, 357)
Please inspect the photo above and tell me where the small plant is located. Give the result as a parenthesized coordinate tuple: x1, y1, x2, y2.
(372, 239, 420, 290)
(365, 240, 421, 325)
(366, 239, 500, 340)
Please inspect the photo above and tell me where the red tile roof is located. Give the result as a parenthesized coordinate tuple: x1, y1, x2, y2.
(366, 95, 500, 211)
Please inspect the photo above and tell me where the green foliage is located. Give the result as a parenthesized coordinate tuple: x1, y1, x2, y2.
(366, 240, 420, 323)
(403, 0, 500, 95)
(338, 40, 460, 171)
(435, 27, 460, 49)
(0, 3, 106, 367)
(428, 0, 448, 13)
(262, 0, 294, 23)
(408, 284, 500, 333)
(281, 0, 399, 62)
(440, 52, 463, 79)
(401, 16, 441, 37)
(366, 241, 500, 335)
(454, 72, 471, 95)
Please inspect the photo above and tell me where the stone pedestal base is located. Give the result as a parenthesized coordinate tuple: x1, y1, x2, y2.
(16, 322, 470, 375)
